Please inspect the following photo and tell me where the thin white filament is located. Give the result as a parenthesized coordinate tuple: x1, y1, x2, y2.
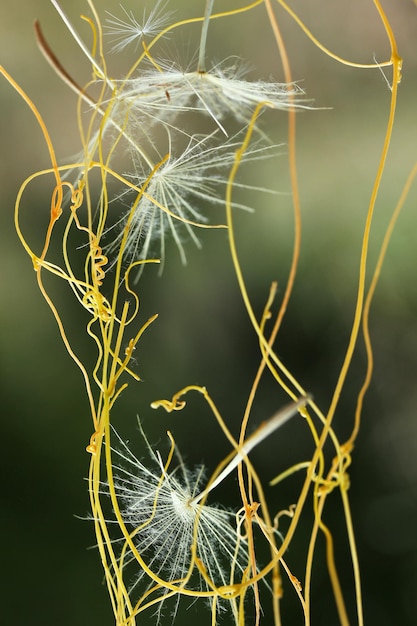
(192, 395, 310, 505)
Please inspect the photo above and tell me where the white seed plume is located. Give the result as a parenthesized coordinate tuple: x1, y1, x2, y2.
(116, 58, 305, 135)
(106, 397, 309, 619)
(108, 425, 249, 621)
(105, 0, 173, 53)
(105, 131, 280, 275)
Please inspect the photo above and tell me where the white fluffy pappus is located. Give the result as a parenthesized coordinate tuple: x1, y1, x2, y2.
(103, 398, 309, 621)
(105, 0, 173, 53)
(104, 130, 281, 276)
(113, 57, 306, 136)
(107, 424, 251, 622)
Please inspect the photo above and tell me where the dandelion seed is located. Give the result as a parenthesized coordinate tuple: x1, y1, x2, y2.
(105, 398, 309, 620)
(108, 424, 250, 621)
(105, 131, 280, 275)
(105, 1, 173, 53)
(118, 58, 306, 135)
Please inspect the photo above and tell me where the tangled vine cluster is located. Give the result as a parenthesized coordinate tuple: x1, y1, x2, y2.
(1, 1, 410, 625)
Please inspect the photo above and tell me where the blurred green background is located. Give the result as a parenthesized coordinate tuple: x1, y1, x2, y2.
(1, 1, 417, 624)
